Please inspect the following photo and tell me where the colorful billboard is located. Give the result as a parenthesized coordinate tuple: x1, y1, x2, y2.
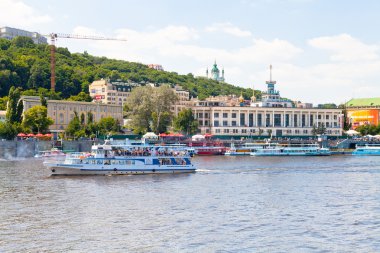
(348, 109, 380, 128)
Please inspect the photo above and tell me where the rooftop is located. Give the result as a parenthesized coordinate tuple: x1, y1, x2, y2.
(346, 97, 380, 107)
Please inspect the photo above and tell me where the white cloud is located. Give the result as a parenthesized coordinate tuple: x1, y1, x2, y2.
(205, 22, 252, 37)
(308, 34, 379, 62)
(0, 0, 52, 29)
(65, 26, 380, 104)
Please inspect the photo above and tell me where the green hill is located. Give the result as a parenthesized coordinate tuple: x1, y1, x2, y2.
(0, 36, 259, 100)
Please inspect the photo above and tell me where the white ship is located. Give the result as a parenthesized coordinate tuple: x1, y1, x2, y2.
(44, 140, 196, 176)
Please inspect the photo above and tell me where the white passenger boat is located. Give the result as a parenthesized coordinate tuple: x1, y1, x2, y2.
(352, 144, 380, 155)
(35, 148, 66, 160)
(43, 140, 196, 176)
(225, 143, 267, 156)
(250, 144, 331, 156)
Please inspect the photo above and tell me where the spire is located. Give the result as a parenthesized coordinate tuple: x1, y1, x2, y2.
(206, 67, 208, 78)
(251, 83, 256, 102)
(269, 64, 272, 82)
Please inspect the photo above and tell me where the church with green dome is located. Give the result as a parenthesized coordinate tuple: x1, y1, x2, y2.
(206, 61, 225, 82)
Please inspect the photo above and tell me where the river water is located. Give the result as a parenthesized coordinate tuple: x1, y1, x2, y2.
(1, 156, 380, 252)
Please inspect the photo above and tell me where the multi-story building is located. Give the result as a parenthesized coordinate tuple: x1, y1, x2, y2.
(21, 96, 123, 131)
(89, 79, 136, 105)
(0, 26, 47, 44)
(346, 97, 380, 129)
(189, 67, 342, 137)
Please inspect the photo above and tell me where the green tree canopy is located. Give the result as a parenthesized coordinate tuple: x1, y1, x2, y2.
(22, 105, 53, 133)
(173, 108, 198, 135)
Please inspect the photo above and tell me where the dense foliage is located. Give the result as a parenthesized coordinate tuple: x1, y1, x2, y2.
(172, 108, 199, 135)
(355, 124, 380, 136)
(0, 37, 257, 100)
(125, 85, 178, 134)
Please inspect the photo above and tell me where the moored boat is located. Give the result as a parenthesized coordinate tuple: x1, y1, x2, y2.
(250, 144, 331, 156)
(352, 144, 380, 155)
(43, 140, 196, 176)
(225, 143, 267, 156)
(194, 146, 226, 156)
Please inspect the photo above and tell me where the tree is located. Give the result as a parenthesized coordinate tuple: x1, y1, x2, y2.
(40, 94, 47, 107)
(22, 105, 53, 133)
(0, 96, 8, 110)
(125, 86, 154, 133)
(151, 85, 178, 134)
(67, 91, 92, 102)
(173, 108, 198, 135)
(65, 111, 81, 138)
(98, 117, 120, 134)
(6, 86, 23, 123)
(0, 121, 18, 140)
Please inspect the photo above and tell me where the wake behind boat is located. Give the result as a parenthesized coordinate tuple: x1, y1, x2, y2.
(43, 140, 196, 176)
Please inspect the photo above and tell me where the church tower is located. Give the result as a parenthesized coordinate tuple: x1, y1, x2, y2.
(207, 60, 225, 82)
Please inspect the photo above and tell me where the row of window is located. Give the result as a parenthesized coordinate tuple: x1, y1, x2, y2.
(213, 128, 341, 135)
(205, 120, 339, 128)
(198, 112, 338, 120)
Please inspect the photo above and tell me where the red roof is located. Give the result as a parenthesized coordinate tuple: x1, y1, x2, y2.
(17, 133, 27, 137)
(26, 133, 35, 137)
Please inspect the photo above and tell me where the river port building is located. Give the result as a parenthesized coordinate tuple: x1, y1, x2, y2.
(188, 66, 343, 138)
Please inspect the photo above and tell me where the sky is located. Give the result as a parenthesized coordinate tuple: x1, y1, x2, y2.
(1, 0, 380, 105)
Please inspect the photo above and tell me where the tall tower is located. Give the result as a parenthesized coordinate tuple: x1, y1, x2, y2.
(251, 83, 256, 102)
(206, 67, 209, 78)
(266, 64, 277, 94)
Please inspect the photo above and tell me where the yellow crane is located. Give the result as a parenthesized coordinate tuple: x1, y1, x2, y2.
(47, 33, 127, 92)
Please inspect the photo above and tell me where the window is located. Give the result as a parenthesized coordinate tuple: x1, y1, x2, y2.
(326, 115, 329, 120)
(214, 120, 219, 127)
(231, 121, 237, 126)
(334, 115, 337, 120)
(303, 130, 308, 134)
(266, 114, 271, 127)
(310, 115, 314, 127)
(198, 113, 203, 118)
(318, 114, 322, 120)
(214, 112, 219, 118)
(294, 114, 298, 127)
(274, 114, 281, 127)
(295, 130, 300, 134)
(242, 129, 247, 134)
(223, 121, 228, 126)
(240, 113, 245, 126)
(198, 120, 202, 126)
(285, 114, 290, 127)
(249, 113, 253, 127)
(302, 115, 306, 127)
(215, 129, 221, 133)
(257, 114, 262, 127)
(205, 113, 209, 118)
(223, 113, 228, 118)
(232, 129, 238, 134)
(232, 113, 237, 118)
(224, 129, 229, 133)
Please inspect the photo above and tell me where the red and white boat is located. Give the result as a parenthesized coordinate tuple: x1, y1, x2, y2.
(194, 146, 226, 156)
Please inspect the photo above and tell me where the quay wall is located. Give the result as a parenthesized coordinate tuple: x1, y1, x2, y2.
(0, 140, 93, 159)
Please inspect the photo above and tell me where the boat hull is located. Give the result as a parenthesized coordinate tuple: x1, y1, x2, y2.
(45, 163, 196, 176)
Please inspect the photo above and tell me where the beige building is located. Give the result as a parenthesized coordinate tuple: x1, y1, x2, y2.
(191, 104, 342, 137)
(89, 79, 134, 105)
(22, 96, 123, 131)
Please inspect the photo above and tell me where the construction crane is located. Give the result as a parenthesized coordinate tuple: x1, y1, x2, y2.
(47, 33, 127, 92)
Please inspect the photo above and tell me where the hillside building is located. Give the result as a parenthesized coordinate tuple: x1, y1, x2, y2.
(0, 26, 47, 44)
(21, 96, 123, 131)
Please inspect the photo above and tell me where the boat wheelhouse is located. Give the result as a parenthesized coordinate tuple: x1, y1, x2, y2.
(225, 143, 268, 156)
(44, 140, 196, 176)
(352, 144, 380, 156)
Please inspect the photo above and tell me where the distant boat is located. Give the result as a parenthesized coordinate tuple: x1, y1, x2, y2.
(35, 148, 66, 160)
(43, 140, 196, 176)
(194, 146, 226, 156)
(225, 143, 267, 156)
(250, 143, 331, 156)
(352, 144, 380, 156)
